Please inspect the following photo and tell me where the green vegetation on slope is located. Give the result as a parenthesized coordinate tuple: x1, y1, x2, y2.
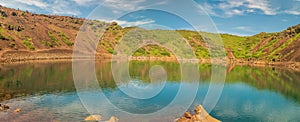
(48, 31, 61, 46)
(22, 36, 35, 50)
(58, 32, 73, 46)
(133, 45, 171, 57)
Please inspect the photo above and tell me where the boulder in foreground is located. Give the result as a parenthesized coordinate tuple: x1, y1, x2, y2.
(85, 115, 102, 121)
(176, 105, 221, 122)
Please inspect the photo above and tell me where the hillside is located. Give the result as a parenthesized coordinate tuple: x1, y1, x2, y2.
(0, 6, 300, 64)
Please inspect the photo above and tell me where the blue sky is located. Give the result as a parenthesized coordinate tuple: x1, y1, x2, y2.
(0, 0, 299, 36)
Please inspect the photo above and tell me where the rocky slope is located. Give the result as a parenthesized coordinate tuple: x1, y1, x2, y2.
(0, 5, 300, 64)
(250, 24, 300, 62)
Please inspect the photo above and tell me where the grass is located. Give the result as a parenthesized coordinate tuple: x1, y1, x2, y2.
(58, 32, 73, 46)
(133, 45, 171, 57)
(9, 42, 15, 48)
(0, 33, 7, 40)
(41, 40, 47, 46)
(99, 28, 261, 59)
(0, 27, 9, 40)
(47, 41, 53, 47)
(42, 40, 54, 48)
(22, 36, 35, 50)
(48, 31, 61, 46)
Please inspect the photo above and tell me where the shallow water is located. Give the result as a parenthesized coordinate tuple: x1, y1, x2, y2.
(0, 61, 300, 122)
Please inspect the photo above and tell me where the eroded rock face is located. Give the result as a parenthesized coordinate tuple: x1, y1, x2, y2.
(176, 105, 221, 122)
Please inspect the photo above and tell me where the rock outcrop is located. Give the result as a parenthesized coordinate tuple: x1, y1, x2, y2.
(176, 105, 220, 122)
(84, 115, 119, 122)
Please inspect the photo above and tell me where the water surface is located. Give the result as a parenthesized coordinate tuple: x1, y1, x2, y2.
(0, 61, 300, 122)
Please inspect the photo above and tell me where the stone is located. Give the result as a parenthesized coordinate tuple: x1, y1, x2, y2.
(175, 105, 220, 122)
(106, 116, 119, 122)
(85, 115, 102, 121)
(176, 117, 192, 122)
(184, 112, 192, 119)
(195, 105, 202, 114)
(0, 104, 9, 111)
(14, 108, 21, 113)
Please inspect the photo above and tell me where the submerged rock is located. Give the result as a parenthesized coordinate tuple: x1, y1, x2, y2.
(14, 108, 21, 113)
(176, 105, 220, 122)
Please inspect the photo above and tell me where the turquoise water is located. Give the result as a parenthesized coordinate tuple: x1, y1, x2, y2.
(0, 61, 300, 121)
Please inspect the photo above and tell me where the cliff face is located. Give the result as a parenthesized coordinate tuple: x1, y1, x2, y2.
(0, 5, 300, 63)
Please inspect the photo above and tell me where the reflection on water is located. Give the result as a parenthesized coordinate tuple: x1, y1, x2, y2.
(0, 61, 300, 121)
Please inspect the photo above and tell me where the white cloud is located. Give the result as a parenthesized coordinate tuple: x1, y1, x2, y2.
(200, 2, 218, 16)
(97, 0, 171, 16)
(218, 30, 251, 36)
(118, 20, 155, 27)
(285, 10, 300, 15)
(200, 0, 277, 17)
(72, 0, 98, 6)
(101, 0, 146, 11)
(0, 0, 34, 11)
(13, 0, 48, 8)
(0, 0, 81, 15)
(229, 9, 244, 16)
(200, 0, 300, 17)
(51, 0, 81, 15)
(97, 19, 155, 27)
(234, 26, 255, 32)
(245, 0, 276, 15)
(246, 9, 256, 13)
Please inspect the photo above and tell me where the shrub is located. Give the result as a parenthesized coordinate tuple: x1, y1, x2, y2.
(8, 36, 14, 41)
(47, 41, 53, 47)
(41, 40, 47, 46)
(16, 26, 24, 32)
(48, 31, 61, 46)
(0, 33, 7, 40)
(0, 10, 8, 17)
(58, 32, 73, 46)
(9, 42, 15, 47)
(8, 25, 14, 30)
(11, 12, 17, 16)
(106, 48, 116, 54)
